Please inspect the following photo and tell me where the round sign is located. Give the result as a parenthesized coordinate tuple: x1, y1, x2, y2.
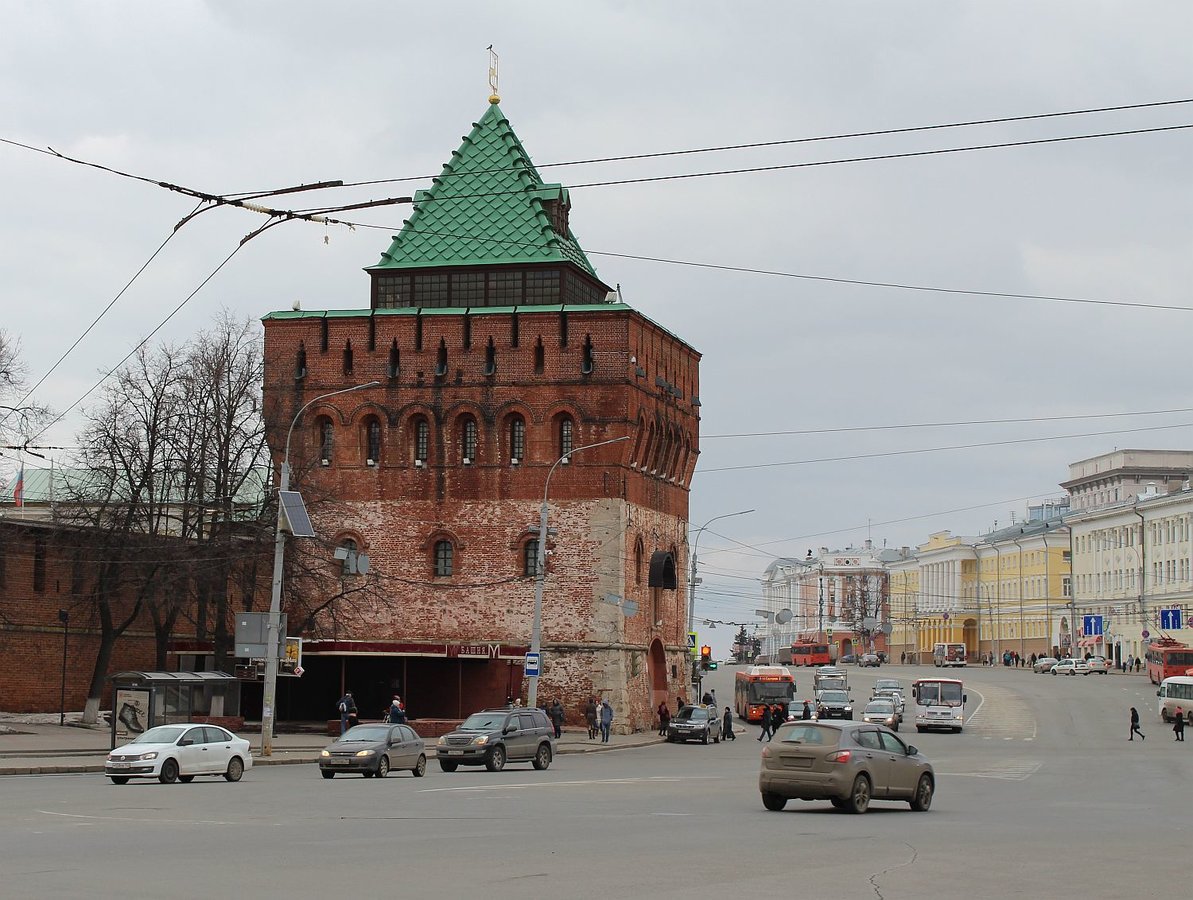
(942, 612, 950, 621)
(293, 665, 304, 677)
(1141, 630, 1150, 640)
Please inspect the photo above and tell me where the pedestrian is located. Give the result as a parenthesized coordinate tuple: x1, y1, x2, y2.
(701, 690, 713, 706)
(801, 699, 813, 720)
(900, 651, 907, 665)
(337, 691, 356, 734)
(657, 702, 671, 736)
(599, 698, 614, 743)
(757, 704, 772, 741)
(388, 694, 406, 724)
(1135, 657, 1142, 673)
(585, 697, 598, 740)
(676, 696, 685, 716)
(1130, 707, 1145, 741)
(549, 698, 565, 739)
(723, 706, 735, 741)
(774, 703, 787, 727)
(1174, 708, 1186, 742)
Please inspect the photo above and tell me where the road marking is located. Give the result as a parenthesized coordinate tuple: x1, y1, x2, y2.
(963, 683, 1038, 741)
(418, 776, 715, 794)
(938, 760, 1042, 781)
(38, 810, 235, 826)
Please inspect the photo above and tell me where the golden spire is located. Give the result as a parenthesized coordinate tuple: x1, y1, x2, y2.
(487, 45, 500, 104)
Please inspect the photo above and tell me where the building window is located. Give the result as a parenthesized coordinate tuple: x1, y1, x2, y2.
(366, 418, 382, 465)
(559, 416, 574, 458)
(318, 418, 334, 465)
(510, 312, 519, 348)
(295, 342, 308, 379)
(635, 538, 644, 584)
(434, 540, 454, 577)
(451, 272, 485, 305)
(367, 316, 376, 351)
(414, 418, 430, 465)
(435, 339, 448, 378)
(338, 538, 359, 577)
(524, 538, 540, 577)
(342, 340, 353, 375)
(387, 340, 400, 379)
(581, 335, 594, 375)
(415, 315, 423, 351)
(320, 318, 329, 353)
(559, 310, 568, 347)
(484, 338, 496, 376)
(461, 416, 478, 463)
(533, 338, 545, 374)
(509, 415, 525, 463)
(33, 533, 46, 593)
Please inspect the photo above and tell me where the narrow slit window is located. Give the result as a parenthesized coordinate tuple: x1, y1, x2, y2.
(367, 317, 376, 351)
(320, 318, 329, 352)
(534, 338, 545, 374)
(342, 340, 354, 375)
(461, 417, 478, 462)
(319, 418, 334, 465)
(581, 334, 594, 375)
(387, 340, 400, 379)
(295, 342, 308, 379)
(435, 339, 448, 377)
(414, 419, 429, 464)
(510, 416, 525, 462)
(463, 316, 472, 350)
(559, 311, 568, 347)
(510, 313, 519, 348)
(559, 416, 574, 458)
(367, 419, 382, 464)
(484, 338, 496, 376)
(415, 315, 423, 351)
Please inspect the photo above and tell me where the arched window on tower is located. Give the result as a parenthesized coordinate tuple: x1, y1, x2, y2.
(317, 417, 334, 466)
(523, 538, 540, 577)
(460, 416, 478, 464)
(434, 539, 454, 577)
(365, 418, 382, 466)
(509, 415, 525, 464)
(412, 416, 430, 466)
(559, 416, 574, 458)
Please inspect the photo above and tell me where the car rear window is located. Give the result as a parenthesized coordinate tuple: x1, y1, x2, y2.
(774, 724, 837, 746)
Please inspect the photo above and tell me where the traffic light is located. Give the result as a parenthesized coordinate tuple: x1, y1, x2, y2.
(700, 645, 712, 670)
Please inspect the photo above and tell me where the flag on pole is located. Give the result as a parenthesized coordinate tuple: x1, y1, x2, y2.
(13, 460, 24, 508)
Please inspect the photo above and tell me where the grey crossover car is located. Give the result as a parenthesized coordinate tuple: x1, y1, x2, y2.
(666, 705, 722, 744)
(320, 723, 427, 779)
(759, 720, 935, 814)
(436, 707, 554, 772)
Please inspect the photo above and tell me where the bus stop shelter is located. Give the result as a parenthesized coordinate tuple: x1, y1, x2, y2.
(109, 671, 242, 748)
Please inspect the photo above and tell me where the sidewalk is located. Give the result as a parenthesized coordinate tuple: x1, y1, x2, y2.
(0, 720, 663, 776)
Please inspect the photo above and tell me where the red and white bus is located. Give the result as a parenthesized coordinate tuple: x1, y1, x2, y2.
(933, 643, 967, 667)
(734, 665, 796, 722)
(790, 640, 831, 667)
(1144, 638, 1193, 685)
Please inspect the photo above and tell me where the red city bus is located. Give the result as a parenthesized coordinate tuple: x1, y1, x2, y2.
(734, 666, 796, 722)
(1145, 638, 1193, 685)
(791, 640, 831, 667)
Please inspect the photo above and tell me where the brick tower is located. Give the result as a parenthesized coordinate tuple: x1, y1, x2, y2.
(262, 99, 700, 731)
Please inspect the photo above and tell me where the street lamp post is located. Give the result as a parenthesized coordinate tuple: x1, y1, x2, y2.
(526, 435, 630, 710)
(687, 509, 754, 685)
(261, 381, 380, 756)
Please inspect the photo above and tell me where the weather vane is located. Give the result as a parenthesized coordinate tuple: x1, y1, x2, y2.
(487, 45, 500, 104)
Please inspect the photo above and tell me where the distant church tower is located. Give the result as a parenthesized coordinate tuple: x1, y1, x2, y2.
(262, 97, 701, 731)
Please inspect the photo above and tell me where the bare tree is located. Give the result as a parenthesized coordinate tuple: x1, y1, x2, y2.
(0, 329, 50, 457)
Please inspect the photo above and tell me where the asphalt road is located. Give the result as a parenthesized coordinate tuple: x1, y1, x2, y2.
(1, 664, 1185, 899)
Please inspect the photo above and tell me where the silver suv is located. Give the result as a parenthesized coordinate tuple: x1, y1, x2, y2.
(436, 708, 555, 772)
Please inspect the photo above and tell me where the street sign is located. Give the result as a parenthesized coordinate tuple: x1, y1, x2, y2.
(524, 652, 541, 677)
(1160, 608, 1183, 630)
(1142, 630, 1150, 640)
(687, 631, 698, 655)
(292, 665, 304, 677)
(1083, 615, 1104, 637)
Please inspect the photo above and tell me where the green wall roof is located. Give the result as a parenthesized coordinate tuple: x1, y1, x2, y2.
(368, 103, 600, 276)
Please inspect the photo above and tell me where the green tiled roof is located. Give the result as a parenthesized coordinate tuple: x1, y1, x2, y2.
(369, 103, 600, 277)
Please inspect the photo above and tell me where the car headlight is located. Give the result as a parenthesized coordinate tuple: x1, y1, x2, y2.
(321, 749, 331, 757)
(354, 749, 374, 757)
(437, 736, 448, 745)
(471, 735, 489, 746)
(138, 752, 159, 761)
(844, 706, 852, 713)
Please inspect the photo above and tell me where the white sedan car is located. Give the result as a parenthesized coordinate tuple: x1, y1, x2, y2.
(1051, 659, 1090, 676)
(106, 723, 253, 784)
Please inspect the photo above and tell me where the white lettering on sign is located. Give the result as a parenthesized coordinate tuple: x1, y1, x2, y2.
(453, 643, 502, 658)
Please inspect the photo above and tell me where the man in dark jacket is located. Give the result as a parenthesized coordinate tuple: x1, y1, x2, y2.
(722, 706, 735, 741)
(337, 691, 356, 734)
(548, 699, 565, 739)
(757, 704, 772, 741)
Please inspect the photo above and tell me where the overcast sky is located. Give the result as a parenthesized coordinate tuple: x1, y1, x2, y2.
(3, 2, 1192, 654)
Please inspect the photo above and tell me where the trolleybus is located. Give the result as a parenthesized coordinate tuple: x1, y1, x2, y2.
(790, 639, 831, 667)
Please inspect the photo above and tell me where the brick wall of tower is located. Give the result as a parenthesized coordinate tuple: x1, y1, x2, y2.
(262, 304, 700, 730)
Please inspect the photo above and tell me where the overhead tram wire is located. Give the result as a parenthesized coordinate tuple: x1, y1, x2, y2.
(325, 96, 1193, 188)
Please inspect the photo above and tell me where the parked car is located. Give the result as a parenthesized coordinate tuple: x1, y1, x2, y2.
(759, 720, 935, 814)
(320, 723, 426, 779)
(436, 707, 554, 772)
(859, 653, 882, 668)
(106, 723, 252, 785)
(667, 705, 723, 744)
(861, 699, 899, 731)
(1033, 656, 1059, 673)
(1086, 656, 1112, 674)
(838, 654, 856, 665)
(1051, 658, 1091, 676)
(816, 689, 853, 720)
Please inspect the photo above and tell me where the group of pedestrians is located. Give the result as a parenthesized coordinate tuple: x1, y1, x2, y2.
(1130, 706, 1186, 742)
(755, 700, 811, 741)
(584, 696, 614, 742)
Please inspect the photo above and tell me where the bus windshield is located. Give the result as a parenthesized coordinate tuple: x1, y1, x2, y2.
(918, 681, 964, 707)
(749, 681, 796, 703)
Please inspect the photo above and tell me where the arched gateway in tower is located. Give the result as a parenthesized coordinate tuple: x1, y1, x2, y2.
(261, 98, 701, 732)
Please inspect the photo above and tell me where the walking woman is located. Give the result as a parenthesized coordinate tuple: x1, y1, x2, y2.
(757, 704, 772, 742)
(657, 702, 671, 737)
(723, 706, 736, 741)
(1130, 707, 1145, 741)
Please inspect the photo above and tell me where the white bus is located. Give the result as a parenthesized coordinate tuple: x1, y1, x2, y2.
(1157, 676, 1193, 723)
(933, 643, 968, 667)
(912, 678, 967, 733)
